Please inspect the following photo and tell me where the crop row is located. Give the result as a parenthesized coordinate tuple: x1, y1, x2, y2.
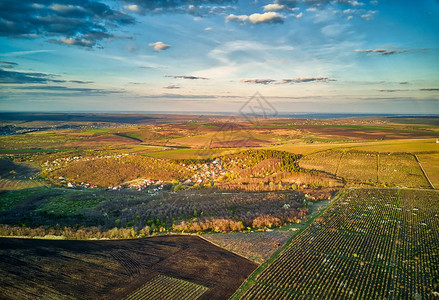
(299, 150, 430, 188)
(239, 188, 439, 299)
(125, 275, 208, 300)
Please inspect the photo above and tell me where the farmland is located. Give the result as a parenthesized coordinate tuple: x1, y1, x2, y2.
(0, 113, 438, 299)
(417, 153, 439, 188)
(233, 188, 439, 299)
(299, 150, 432, 188)
(0, 235, 257, 300)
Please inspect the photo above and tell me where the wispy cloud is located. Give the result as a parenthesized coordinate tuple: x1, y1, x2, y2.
(12, 85, 123, 96)
(241, 78, 276, 84)
(420, 88, 439, 91)
(377, 89, 408, 92)
(167, 75, 209, 80)
(240, 77, 336, 84)
(279, 77, 336, 83)
(0, 50, 55, 56)
(355, 48, 412, 56)
(163, 85, 181, 89)
(0, 68, 63, 84)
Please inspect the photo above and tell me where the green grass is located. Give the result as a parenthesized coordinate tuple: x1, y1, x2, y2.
(0, 187, 49, 210)
(37, 191, 104, 215)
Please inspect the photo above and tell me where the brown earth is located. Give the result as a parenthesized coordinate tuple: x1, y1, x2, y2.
(210, 138, 267, 148)
(0, 235, 257, 300)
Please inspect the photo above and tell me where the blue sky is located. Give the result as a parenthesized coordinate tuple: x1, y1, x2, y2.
(0, 0, 438, 113)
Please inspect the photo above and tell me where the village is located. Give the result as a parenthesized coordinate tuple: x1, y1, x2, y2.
(54, 156, 230, 193)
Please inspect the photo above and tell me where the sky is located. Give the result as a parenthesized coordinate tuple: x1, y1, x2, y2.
(0, 0, 438, 114)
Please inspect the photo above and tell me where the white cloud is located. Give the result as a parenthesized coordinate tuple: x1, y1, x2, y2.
(350, 1, 364, 6)
(226, 12, 284, 24)
(123, 4, 141, 13)
(296, 12, 303, 18)
(204, 27, 213, 31)
(226, 14, 249, 23)
(361, 10, 377, 21)
(263, 4, 285, 11)
(50, 4, 85, 13)
(250, 12, 284, 24)
(148, 41, 171, 52)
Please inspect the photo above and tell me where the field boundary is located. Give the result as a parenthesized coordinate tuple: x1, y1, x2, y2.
(334, 150, 345, 176)
(230, 188, 346, 300)
(414, 154, 435, 189)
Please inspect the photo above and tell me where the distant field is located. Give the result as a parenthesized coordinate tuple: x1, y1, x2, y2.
(0, 235, 257, 300)
(0, 131, 84, 150)
(299, 125, 437, 140)
(168, 131, 276, 148)
(233, 188, 439, 299)
(299, 150, 430, 188)
(274, 139, 439, 155)
(146, 148, 240, 160)
(350, 138, 439, 153)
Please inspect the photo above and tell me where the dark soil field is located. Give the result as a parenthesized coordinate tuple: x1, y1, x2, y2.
(0, 235, 257, 300)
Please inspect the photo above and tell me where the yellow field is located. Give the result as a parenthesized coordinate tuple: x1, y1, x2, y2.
(299, 150, 430, 188)
(272, 139, 439, 155)
(417, 153, 439, 189)
(350, 139, 439, 153)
